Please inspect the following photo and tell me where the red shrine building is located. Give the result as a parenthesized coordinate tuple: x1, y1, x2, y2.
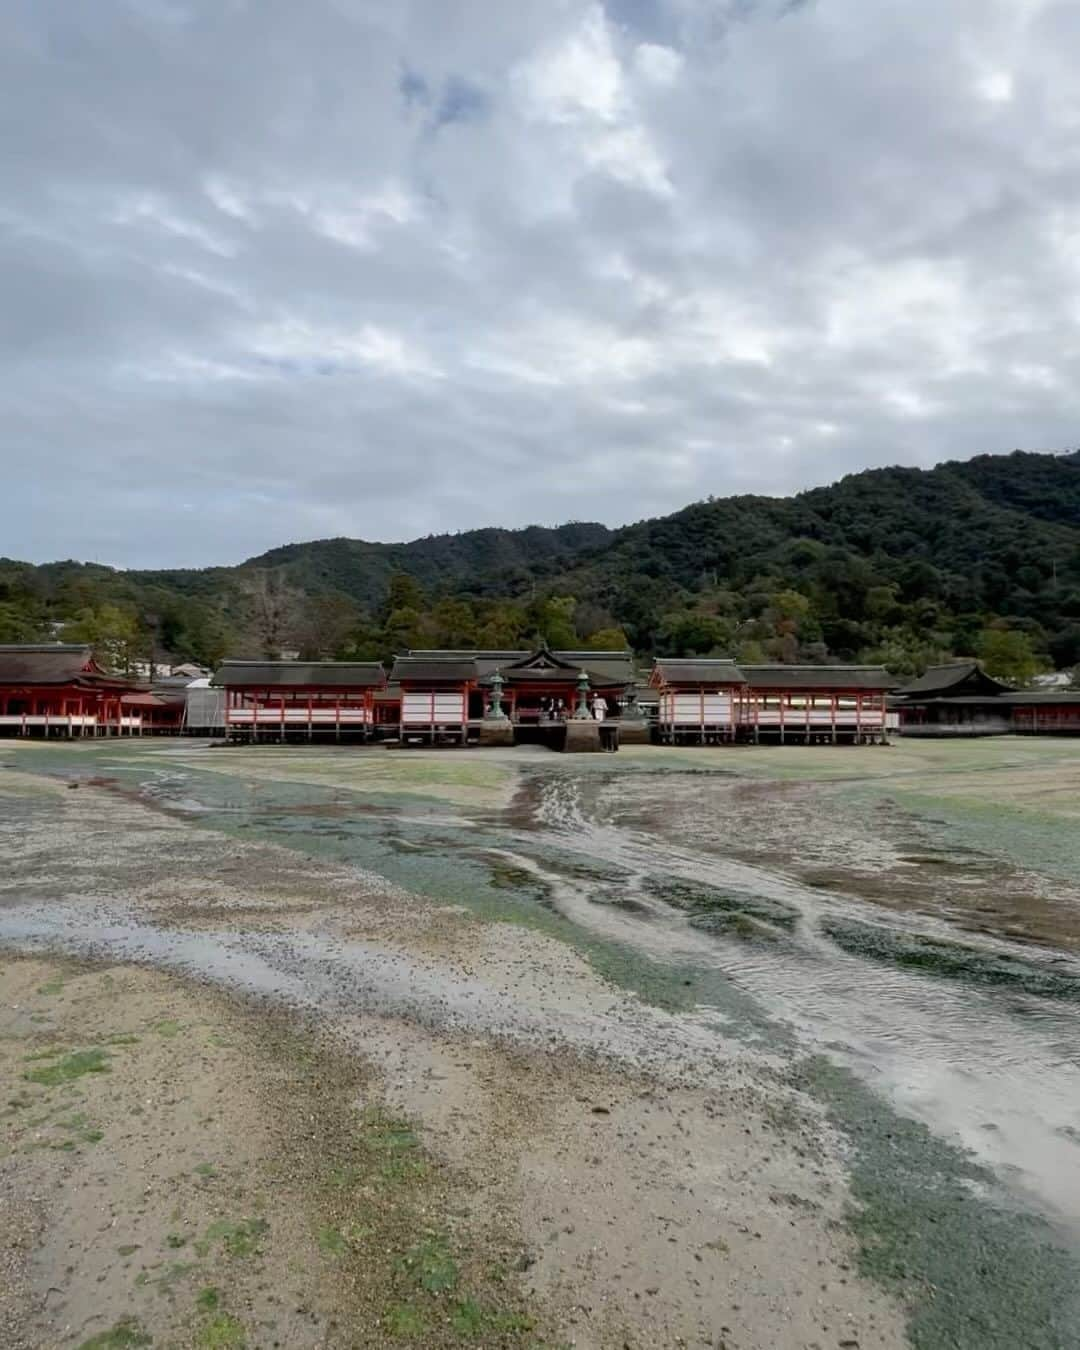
(387, 647, 637, 743)
(650, 658, 897, 743)
(0, 644, 154, 737)
(212, 660, 387, 740)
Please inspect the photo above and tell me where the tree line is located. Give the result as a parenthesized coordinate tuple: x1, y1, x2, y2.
(2, 449, 1079, 685)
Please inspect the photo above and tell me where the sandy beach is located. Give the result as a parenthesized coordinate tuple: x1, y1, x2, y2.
(2, 739, 1079, 1348)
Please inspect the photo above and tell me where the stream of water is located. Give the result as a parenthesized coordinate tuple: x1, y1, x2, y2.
(507, 772, 1080, 1232)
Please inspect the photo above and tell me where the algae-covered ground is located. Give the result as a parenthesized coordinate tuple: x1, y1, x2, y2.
(1, 736, 1079, 1349)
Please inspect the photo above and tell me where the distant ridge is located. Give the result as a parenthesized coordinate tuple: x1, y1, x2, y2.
(2, 448, 1079, 673)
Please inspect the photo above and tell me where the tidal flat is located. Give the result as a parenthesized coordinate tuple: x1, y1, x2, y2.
(1, 737, 1079, 1349)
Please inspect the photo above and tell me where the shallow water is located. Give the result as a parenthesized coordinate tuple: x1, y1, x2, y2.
(3, 741, 1080, 1346)
(510, 772, 1080, 1228)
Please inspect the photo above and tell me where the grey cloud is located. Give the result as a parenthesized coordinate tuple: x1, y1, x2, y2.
(1, 0, 1078, 567)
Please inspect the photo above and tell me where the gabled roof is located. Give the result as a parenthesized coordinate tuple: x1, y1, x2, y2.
(390, 656, 478, 683)
(0, 644, 118, 686)
(552, 650, 636, 683)
(504, 646, 582, 673)
(395, 647, 636, 688)
(122, 690, 179, 709)
(740, 664, 898, 691)
(651, 658, 747, 687)
(405, 649, 528, 680)
(896, 662, 1011, 698)
(212, 661, 385, 689)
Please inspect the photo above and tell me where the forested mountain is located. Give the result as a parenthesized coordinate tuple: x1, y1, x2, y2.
(3, 450, 1079, 681)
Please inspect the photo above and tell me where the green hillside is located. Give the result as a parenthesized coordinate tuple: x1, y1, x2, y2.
(2, 450, 1079, 680)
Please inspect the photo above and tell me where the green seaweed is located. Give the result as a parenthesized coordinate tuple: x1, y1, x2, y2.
(384, 1303, 427, 1336)
(197, 1313, 245, 1348)
(398, 1234, 459, 1293)
(646, 875, 800, 933)
(822, 918, 1080, 1003)
(77, 1317, 151, 1349)
(195, 1217, 268, 1260)
(24, 1048, 110, 1085)
(795, 1055, 1080, 1350)
(316, 1225, 347, 1256)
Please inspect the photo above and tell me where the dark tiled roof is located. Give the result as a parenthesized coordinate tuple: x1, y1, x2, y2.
(890, 695, 1007, 707)
(1002, 690, 1080, 704)
(741, 664, 898, 691)
(212, 661, 385, 689)
(390, 657, 478, 683)
(894, 661, 1006, 696)
(396, 648, 637, 687)
(487, 666, 625, 688)
(0, 644, 113, 686)
(554, 651, 636, 683)
(503, 649, 582, 672)
(651, 659, 747, 686)
(121, 691, 176, 708)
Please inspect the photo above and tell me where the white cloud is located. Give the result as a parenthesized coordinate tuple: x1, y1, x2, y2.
(513, 6, 625, 124)
(249, 319, 444, 380)
(2, 0, 1079, 565)
(633, 43, 684, 86)
(109, 192, 237, 257)
(976, 70, 1015, 103)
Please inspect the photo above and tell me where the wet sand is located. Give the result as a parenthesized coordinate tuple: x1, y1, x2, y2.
(2, 739, 1080, 1348)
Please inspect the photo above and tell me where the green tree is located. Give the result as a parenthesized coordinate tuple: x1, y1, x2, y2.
(735, 638, 767, 664)
(472, 601, 527, 649)
(530, 596, 577, 649)
(583, 627, 629, 650)
(767, 590, 811, 621)
(977, 628, 1044, 684)
(383, 572, 425, 618)
(340, 618, 386, 663)
(63, 604, 145, 674)
(182, 608, 231, 669)
(383, 606, 427, 655)
(430, 598, 477, 648)
(656, 613, 732, 657)
(861, 629, 950, 677)
(0, 601, 43, 642)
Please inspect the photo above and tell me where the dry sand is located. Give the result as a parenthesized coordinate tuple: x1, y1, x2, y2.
(0, 771, 910, 1349)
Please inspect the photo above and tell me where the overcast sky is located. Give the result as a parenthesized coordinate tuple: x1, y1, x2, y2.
(3, 0, 1079, 568)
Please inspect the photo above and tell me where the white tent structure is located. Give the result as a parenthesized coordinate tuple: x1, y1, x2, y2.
(181, 677, 227, 735)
